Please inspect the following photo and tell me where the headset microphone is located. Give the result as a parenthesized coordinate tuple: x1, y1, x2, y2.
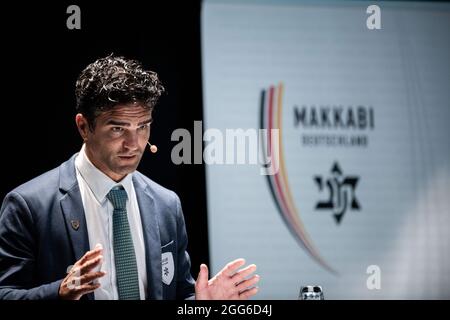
(147, 141, 158, 153)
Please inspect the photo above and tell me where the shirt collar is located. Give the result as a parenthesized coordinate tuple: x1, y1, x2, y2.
(75, 144, 133, 204)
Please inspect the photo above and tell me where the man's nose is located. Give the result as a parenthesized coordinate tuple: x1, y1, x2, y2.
(123, 130, 139, 149)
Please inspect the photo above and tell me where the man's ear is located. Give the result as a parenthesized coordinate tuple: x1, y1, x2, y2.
(75, 113, 90, 142)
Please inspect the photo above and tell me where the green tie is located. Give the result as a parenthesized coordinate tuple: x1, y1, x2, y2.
(107, 186, 140, 300)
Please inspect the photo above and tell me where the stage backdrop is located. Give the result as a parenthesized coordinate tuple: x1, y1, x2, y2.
(201, 0, 450, 299)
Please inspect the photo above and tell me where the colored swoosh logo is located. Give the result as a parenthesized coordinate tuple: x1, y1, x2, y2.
(259, 82, 336, 274)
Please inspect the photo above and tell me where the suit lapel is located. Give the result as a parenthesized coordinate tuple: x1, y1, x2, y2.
(59, 155, 90, 260)
(60, 188, 90, 262)
(58, 155, 93, 300)
(133, 175, 162, 300)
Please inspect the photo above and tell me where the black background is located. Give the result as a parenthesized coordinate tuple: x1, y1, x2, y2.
(1, 1, 208, 276)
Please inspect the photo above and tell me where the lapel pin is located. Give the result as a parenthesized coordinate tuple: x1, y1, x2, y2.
(71, 220, 80, 231)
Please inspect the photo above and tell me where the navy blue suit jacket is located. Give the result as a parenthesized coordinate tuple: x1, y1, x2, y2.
(0, 154, 195, 299)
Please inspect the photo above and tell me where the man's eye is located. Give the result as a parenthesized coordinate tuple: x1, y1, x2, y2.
(138, 124, 150, 131)
(112, 127, 124, 133)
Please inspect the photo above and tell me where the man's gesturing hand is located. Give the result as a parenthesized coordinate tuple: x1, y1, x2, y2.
(59, 244, 106, 300)
(195, 258, 260, 300)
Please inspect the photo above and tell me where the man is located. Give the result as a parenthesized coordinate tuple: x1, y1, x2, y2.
(0, 55, 260, 300)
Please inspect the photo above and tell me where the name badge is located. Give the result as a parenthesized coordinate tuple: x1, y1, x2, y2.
(161, 252, 174, 285)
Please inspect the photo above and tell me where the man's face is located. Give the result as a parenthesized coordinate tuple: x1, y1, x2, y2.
(80, 103, 152, 182)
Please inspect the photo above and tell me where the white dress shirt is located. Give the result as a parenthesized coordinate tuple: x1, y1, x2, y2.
(75, 144, 147, 300)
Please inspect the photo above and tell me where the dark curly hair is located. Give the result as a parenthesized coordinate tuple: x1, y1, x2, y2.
(75, 55, 165, 129)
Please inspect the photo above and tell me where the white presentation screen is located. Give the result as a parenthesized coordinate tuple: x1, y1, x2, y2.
(201, 0, 450, 299)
